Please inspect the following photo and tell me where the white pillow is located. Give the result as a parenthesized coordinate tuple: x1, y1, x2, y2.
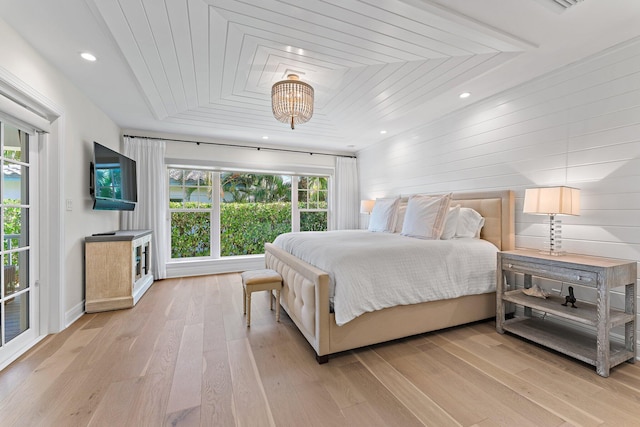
(368, 197, 400, 232)
(393, 199, 408, 233)
(455, 207, 485, 238)
(400, 193, 452, 239)
(440, 204, 461, 240)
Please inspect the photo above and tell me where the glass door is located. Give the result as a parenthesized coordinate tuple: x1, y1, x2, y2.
(0, 120, 37, 362)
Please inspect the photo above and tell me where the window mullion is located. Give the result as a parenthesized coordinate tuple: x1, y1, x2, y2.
(292, 176, 300, 232)
(212, 172, 221, 259)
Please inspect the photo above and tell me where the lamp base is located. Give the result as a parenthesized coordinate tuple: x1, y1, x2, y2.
(540, 214, 565, 256)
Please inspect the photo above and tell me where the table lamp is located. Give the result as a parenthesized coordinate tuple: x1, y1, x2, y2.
(523, 186, 580, 255)
(360, 200, 375, 215)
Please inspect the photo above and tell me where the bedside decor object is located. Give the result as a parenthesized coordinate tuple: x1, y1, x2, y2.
(561, 286, 578, 308)
(523, 186, 580, 255)
(271, 74, 314, 129)
(522, 284, 549, 299)
(360, 199, 375, 215)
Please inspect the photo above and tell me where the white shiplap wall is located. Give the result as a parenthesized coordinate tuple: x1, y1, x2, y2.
(358, 37, 640, 350)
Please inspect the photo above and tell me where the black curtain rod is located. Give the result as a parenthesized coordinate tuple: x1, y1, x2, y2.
(122, 134, 356, 158)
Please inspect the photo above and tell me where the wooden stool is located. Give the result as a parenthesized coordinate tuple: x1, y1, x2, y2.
(241, 269, 282, 327)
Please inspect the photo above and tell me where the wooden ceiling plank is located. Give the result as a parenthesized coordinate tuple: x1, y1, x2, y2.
(333, 59, 448, 123)
(188, 0, 211, 108)
(142, 0, 189, 113)
(218, 23, 250, 101)
(387, 0, 536, 51)
(305, 0, 501, 55)
(117, 0, 178, 116)
(216, 9, 414, 63)
(326, 62, 412, 118)
(242, 29, 375, 68)
(212, 0, 443, 60)
(380, 53, 518, 123)
(207, 7, 229, 102)
(166, 0, 199, 109)
(93, 0, 169, 119)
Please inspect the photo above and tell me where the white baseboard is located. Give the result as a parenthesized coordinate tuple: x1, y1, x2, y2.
(166, 255, 265, 278)
(65, 300, 86, 328)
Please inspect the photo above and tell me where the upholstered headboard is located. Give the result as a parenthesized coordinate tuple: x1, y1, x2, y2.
(451, 190, 515, 251)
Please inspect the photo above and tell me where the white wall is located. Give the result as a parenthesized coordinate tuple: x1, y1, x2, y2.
(0, 17, 121, 326)
(359, 37, 640, 341)
(162, 135, 337, 173)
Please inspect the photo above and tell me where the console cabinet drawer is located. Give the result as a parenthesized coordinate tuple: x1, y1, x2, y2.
(501, 259, 597, 286)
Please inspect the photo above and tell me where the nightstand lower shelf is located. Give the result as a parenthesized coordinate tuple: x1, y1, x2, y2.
(503, 317, 634, 369)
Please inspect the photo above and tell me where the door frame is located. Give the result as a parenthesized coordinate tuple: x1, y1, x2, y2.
(0, 68, 64, 369)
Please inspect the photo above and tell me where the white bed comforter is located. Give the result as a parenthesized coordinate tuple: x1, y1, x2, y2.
(272, 230, 498, 326)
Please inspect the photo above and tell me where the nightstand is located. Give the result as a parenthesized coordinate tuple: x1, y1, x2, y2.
(496, 249, 637, 377)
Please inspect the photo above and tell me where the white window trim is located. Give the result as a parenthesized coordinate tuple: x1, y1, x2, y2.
(165, 162, 333, 277)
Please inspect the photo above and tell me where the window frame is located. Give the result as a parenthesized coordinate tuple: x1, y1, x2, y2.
(167, 165, 331, 261)
(293, 175, 330, 232)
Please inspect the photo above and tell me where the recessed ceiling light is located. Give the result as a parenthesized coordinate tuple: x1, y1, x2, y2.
(459, 92, 471, 99)
(262, 136, 269, 140)
(380, 130, 387, 134)
(81, 52, 97, 62)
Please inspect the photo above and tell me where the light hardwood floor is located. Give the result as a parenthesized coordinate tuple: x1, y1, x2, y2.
(1, 274, 640, 426)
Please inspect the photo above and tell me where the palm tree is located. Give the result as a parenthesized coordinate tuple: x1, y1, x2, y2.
(168, 169, 212, 202)
(221, 173, 291, 203)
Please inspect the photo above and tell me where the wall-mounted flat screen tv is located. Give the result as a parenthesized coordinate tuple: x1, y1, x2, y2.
(89, 141, 137, 211)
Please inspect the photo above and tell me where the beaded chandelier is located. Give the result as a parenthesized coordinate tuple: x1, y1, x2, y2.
(271, 74, 314, 130)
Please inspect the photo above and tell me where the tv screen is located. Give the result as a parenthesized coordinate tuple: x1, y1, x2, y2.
(90, 141, 137, 211)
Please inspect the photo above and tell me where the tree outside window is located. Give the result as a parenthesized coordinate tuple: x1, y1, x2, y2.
(168, 168, 329, 259)
(220, 173, 292, 256)
(168, 169, 213, 258)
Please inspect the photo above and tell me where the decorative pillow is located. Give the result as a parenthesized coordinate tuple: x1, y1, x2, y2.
(400, 193, 452, 239)
(455, 207, 485, 238)
(368, 197, 400, 232)
(440, 204, 461, 240)
(393, 198, 409, 233)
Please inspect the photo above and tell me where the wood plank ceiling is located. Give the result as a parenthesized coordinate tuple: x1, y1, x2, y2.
(6, 0, 639, 152)
(90, 0, 529, 150)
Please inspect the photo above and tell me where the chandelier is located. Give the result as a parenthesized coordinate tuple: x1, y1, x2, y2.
(271, 74, 314, 129)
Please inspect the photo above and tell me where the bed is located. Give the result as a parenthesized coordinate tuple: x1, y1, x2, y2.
(264, 190, 515, 363)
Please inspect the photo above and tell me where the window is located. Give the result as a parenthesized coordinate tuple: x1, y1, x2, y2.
(1, 122, 31, 344)
(168, 169, 214, 258)
(296, 176, 328, 231)
(168, 168, 330, 260)
(220, 173, 292, 256)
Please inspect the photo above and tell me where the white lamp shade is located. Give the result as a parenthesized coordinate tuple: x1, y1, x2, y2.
(360, 199, 375, 214)
(523, 187, 580, 215)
